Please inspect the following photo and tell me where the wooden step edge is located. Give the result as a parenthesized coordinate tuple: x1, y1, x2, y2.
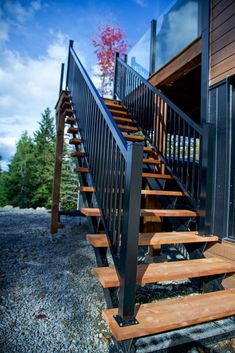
(76, 188, 185, 196)
(62, 102, 72, 110)
(86, 232, 219, 248)
(123, 134, 145, 142)
(74, 167, 89, 173)
(71, 151, 85, 158)
(114, 117, 136, 124)
(140, 209, 199, 217)
(142, 173, 174, 179)
(105, 102, 127, 112)
(102, 289, 235, 341)
(142, 158, 161, 165)
(141, 190, 185, 196)
(65, 117, 76, 124)
(67, 127, 79, 134)
(69, 138, 81, 145)
(63, 109, 75, 117)
(118, 125, 139, 132)
(79, 186, 95, 192)
(109, 109, 130, 116)
(81, 208, 199, 217)
(104, 98, 120, 103)
(93, 257, 235, 288)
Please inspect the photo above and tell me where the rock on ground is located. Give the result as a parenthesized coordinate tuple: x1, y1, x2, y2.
(0, 208, 234, 353)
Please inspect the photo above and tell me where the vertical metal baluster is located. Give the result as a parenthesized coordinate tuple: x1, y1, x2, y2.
(191, 129, 197, 200)
(173, 111, 176, 174)
(109, 142, 116, 236)
(112, 148, 121, 250)
(197, 133, 201, 202)
(177, 114, 181, 179)
(116, 156, 125, 257)
(182, 119, 186, 185)
(186, 125, 191, 192)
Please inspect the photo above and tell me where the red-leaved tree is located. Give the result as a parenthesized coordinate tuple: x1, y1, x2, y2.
(92, 24, 129, 97)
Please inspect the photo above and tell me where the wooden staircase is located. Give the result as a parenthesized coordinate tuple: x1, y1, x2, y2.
(63, 96, 235, 344)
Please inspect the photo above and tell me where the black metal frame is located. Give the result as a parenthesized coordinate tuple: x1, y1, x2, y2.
(113, 56, 206, 216)
(66, 41, 143, 323)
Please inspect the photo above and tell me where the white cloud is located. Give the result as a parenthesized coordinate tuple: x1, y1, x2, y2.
(4, 0, 42, 23)
(0, 32, 69, 168)
(0, 0, 42, 45)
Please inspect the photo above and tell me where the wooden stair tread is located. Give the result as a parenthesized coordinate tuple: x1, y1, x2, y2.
(109, 109, 130, 116)
(140, 209, 199, 217)
(67, 127, 79, 134)
(79, 186, 95, 192)
(142, 173, 174, 179)
(102, 289, 235, 340)
(71, 151, 85, 158)
(141, 190, 185, 196)
(86, 232, 219, 248)
(94, 257, 235, 288)
(118, 125, 139, 132)
(114, 117, 135, 124)
(106, 103, 126, 110)
(123, 134, 145, 142)
(80, 208, 198, 217)
(104, 98, 120, 104)
(78, 188, 184, 196)
(143, 158, 161, 165)
(65, 117, 76, 124)
(69, 138, 81, 145)
(62, 101, 72, 109)
(63, 108, 75, 116)
(74, 167, 89, 173)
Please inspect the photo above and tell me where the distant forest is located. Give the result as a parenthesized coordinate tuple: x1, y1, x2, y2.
(0, 108, 77, 209)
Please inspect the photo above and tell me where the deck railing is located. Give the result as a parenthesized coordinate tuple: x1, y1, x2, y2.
(114, 54, 205, 205)
(66, 41, 143, 323)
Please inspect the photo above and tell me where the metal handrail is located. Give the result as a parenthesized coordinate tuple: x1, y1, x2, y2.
(114, 55, 205, 203)
(116, 57, 203, 135)
(66, 41, 143, 323)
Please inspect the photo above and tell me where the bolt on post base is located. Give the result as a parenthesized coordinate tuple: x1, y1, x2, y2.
(114, 315, 139, 327)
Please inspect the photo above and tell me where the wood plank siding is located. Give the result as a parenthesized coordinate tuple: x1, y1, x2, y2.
(210, 0, 235, 86)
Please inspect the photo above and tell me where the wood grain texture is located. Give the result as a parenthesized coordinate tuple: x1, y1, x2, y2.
(117, 125, 139, 132)
(210, 0, 235, 85)
(80, 208, 198, 217)
(102, 289, 235, 340)
(86, 232, 218, 248)
(67, 126, 79, 134)
(142, 172, 173, 179)
(94, 257, 235, 288)
(114, 116, 135, 124)
(123, 134, 145, 142)
(69, 138, 81, 145)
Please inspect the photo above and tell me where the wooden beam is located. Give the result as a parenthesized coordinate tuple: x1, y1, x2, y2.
(149, 37, 202, 88)
(50, 91, 67, 234)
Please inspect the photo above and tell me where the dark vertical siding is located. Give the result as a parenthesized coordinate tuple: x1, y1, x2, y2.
(208, 78, 235, 239)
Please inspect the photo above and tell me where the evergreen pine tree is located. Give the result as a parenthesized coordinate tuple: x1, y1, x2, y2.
(6, 132, 36, 208)
(32, 108, 55, 208)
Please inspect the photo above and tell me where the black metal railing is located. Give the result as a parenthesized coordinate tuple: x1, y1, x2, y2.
(114, 54, 205, 205)
(66, 41, 143, 322)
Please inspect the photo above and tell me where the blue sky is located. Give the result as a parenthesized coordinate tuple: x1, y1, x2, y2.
(0, 0, 171, 169)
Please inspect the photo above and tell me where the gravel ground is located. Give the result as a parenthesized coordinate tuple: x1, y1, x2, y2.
(0, 207, 234, 353)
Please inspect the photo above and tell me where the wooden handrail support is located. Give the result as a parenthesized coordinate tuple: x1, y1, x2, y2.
(50, 90, 67, 234)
